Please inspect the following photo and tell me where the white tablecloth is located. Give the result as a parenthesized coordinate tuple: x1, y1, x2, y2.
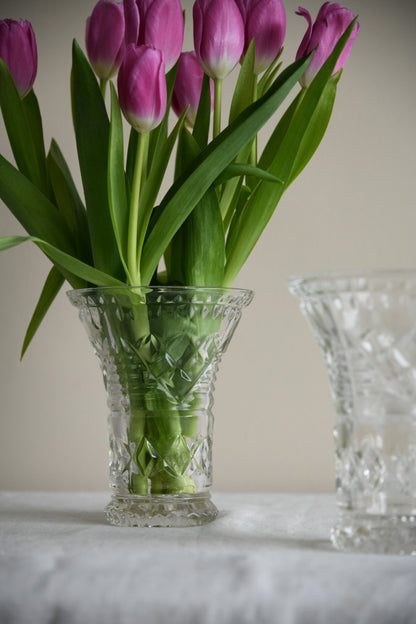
(1, 491, 415, 624)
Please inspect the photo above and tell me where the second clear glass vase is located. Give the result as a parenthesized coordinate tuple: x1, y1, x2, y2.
(68, 286, 253, 527)
(289, 270, 416, 554)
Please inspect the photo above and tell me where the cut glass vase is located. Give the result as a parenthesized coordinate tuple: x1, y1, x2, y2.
(68, 286, 253, 527)
(289, 270, 416, 554)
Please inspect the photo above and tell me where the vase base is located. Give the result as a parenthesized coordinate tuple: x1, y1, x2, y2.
(331, 512, 416, 555)
(105, 493, 218, 527)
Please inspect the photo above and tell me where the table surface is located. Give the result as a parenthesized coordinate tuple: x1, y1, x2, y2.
(1, 491, 416, 624)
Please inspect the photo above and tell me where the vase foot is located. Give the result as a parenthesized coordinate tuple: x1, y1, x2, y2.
(331, 511, 416, 555)
(105, 493, 218, 527)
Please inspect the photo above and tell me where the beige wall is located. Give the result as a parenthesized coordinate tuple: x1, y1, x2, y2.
(1, 0, 415, 493)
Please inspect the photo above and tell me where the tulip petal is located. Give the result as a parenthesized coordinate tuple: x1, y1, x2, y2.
(123, 0, 140, 45)
(143, 0, 184, 72)
(118, 44, 167, 133)
(193, 0, 245, 80)
(295, 2, 359, 88)
(295, 8, 313, 60)
(0, 19, 37, 97)
(244, 0, 286, 74)
(327, 10, 360, 74)
(172, 51, 213, 126)
(234, 0, 249, 22)
(85, 0, 125, 79)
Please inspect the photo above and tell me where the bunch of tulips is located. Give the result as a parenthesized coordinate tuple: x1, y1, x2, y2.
(0, 1, 359, 354)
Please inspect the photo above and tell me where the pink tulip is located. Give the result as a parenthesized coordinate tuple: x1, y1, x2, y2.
(295, 2, 359, 88)
(86, 0, 125, 80)
(123, 0, 184, 72)
(117, 43, 166, 133)
(235, 0, 286, 75)
(0, 19, 37, 98)
(193, 0, 245, 80)
(172, 51, 214, 126)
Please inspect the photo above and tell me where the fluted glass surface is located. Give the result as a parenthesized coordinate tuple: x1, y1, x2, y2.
(289, 270, 416, 554)
(68, 286, 253, 527)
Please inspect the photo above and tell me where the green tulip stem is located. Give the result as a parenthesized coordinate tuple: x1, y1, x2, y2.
(250, 79, 258, 167)
(99, 78, 107, 99)
(127, 131, 149, 285)
(213, 77, 223, 139)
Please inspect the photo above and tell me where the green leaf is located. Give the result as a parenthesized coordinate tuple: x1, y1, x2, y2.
(126, 127, 138, 191)
(71, 39, 123, 279)
(257, 90, 304, 172)
(167, 129, 224, 286)
(177, 189, 224, 286)
(138, 110, 188, 251)
(258, 77, 338, 186)
(258, 62, 283, 98)
(46, 139, 92, 262)
(192, 74, 212, 148)
(257, 48, 284, 97)
(217, 42, 258, 221)
(0, 235, 125, 287)
(222, 177, 244, 233)
(0, 154, 74, 253)
(229, 40, 256, 124)
(20, 266, 64, 358)
(21, 90, 50, 196)
(108, 83, 129, 274)
(288, 76, 338, 185)
(223, 18, 358, 286)
(0, 61, 48, 194)
(140, 52, 312, 284)
(0, 236, 27, 251)
(224, 183, 251, 243)
(214, 163, 282, 186)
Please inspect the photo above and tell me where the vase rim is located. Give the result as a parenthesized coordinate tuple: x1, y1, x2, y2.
(67, 284, 253, 294)
(66, 284, 254, 306)
(287, 268, 416, 295)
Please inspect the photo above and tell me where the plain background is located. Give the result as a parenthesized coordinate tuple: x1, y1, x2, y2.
(0, 0, 415, 493)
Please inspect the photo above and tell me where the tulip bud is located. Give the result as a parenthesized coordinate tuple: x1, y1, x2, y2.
(172, 51, 213, 127)
(295, 2, 359, 88)
(117, 44, 166, 133)
(0, 19, 37, 98)
(86, 0, 126, 80)
(235, 0, 286, 75)
(193, 0, 245, 80)
(123, 0, 184, 73)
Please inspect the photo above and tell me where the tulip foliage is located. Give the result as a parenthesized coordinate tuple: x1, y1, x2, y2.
(0, 1, 359, 355)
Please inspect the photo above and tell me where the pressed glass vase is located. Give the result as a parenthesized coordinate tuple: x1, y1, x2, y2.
(289, 270, 416, 555)
(67, 286, 253, 527)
